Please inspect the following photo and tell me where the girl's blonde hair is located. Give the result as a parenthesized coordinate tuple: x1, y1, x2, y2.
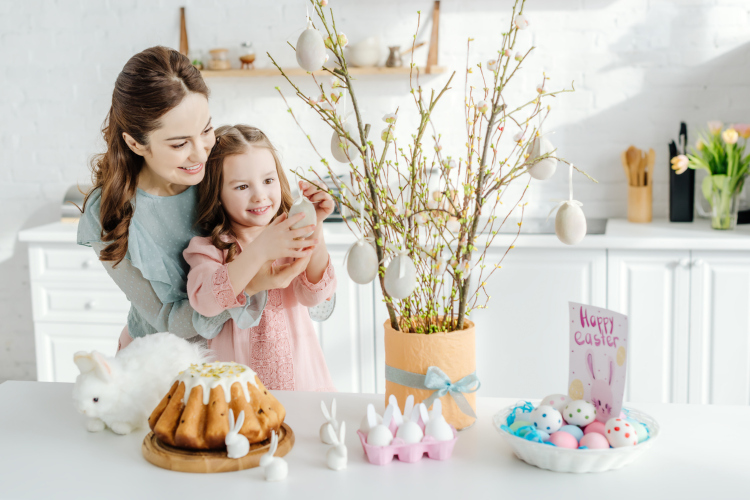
(196, 124, 294, 263)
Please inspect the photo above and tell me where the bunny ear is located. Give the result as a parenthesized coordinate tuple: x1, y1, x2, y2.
(404, 395, 414, 419)
(228, 408, 236, 431)
(321, 400, 331, 421)
(388, 394, 400, 414)
(432, 398, 442, 416)
(326, 423, 338, 445)
(73, 352, 95, 374)
(410, 407, 420, 423)
(235, 410, 245, 431)
(419, 403, 429, 424)
(586, 351, 596, 380)
(331, 398, 337, 420)
(91, 351, 113, 382)
(339, 421, 346, 444)
(383, 405, 395, 427)
(366, 404, 377, 428)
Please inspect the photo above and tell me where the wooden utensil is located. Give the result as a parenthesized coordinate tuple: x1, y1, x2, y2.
(179, 7, 189, 56)
(646, 148, 655, 186)
(626, 146, 640, 187)
(639, 151, 647, 187)
(620, 150, 631, 184)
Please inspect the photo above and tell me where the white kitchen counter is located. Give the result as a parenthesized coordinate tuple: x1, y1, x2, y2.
(0, 381, 744, 499)
(19, 218, 750, 250)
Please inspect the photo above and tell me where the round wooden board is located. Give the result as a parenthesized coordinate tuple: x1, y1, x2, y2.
(142, 423, 294, 473)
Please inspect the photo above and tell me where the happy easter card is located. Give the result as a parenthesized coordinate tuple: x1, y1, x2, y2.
(568, 302, 629, 423)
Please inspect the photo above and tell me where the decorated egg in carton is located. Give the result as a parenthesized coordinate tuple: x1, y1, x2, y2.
(357, 397, 458, 465)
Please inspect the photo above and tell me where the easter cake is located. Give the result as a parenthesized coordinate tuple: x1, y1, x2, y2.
(148, 362, 286, 450)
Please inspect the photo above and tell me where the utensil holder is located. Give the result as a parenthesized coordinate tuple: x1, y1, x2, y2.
(628, 185, 652, 223)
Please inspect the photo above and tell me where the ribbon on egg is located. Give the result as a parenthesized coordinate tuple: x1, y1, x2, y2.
(342, 236, 375, 269)
(545, 162, 582, 222)
(385, 365, 481, 419)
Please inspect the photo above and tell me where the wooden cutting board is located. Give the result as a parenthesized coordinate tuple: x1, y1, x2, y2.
(142, 423, 295, 473)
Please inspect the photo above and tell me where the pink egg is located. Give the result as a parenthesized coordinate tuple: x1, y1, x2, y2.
(583, 421, 607, 436)
(548, 431, 578, 449)
(579, 433, 610, 449)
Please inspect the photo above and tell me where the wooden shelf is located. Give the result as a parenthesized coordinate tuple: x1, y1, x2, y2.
(200, 66, 447, 78)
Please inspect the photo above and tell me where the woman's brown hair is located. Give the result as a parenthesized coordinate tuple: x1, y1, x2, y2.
(83, 46, 209, 265)
(196, 124, 294, 263)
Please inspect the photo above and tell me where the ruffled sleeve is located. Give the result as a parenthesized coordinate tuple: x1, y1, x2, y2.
(292, 255, 337, 307)
(77, 188, 105, 247)
(184, 236, 267, 329)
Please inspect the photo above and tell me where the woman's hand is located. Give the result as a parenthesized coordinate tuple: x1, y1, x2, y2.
(245, 255, 311, 295)
(250, 212, 317, 262)
(299, 180, 335, 226)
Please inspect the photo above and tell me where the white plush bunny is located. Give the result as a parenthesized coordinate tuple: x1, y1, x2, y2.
(423, 399, 454, 442)
(72, 332, 210, 435)
(260, 430, 288, 482)
(225, 409, 250, 459)
(320, 398, 340, 445)
(366, 403, 394, 447)
(325, 421, 347, 471)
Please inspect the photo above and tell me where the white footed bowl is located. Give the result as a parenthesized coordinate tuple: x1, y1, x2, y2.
(493, 405, 659, 473)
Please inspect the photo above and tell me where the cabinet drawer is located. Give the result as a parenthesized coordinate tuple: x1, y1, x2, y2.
(28, 245, 108, 281)
(31, 282, 130, 324)
(34, 322, 123, 382)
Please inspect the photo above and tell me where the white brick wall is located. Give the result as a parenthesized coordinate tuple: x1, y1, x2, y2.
(2, 0, 750, 382)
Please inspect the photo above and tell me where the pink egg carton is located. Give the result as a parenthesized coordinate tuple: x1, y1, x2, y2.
(356, 420, 458, 465)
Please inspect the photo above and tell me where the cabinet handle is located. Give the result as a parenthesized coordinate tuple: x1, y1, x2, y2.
(84, 301, 97, 310)
(679, 257, 690, 267)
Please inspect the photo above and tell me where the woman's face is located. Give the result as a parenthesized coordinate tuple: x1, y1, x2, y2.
(221, 145, 282, 230)
(123, 92, 215, 190)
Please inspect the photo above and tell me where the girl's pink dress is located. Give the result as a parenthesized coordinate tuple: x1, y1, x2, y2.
(183, 236, 337, 392)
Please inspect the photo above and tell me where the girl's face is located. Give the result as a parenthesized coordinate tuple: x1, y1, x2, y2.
(221, 145, 282, 229)
(124, 92, 215, 191)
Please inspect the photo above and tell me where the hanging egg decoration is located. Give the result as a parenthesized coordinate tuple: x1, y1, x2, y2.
(331, 121, 359, 163)
(527, 135, 557, 180)
(288, 196, 317, 237)
(296, 19, 327, 72)
(555, 201, 587, 245)
(384, 251, 417, 299)
(346, 239, 378, 284)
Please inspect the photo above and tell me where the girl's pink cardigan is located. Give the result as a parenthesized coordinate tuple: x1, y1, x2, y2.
(184, 236, 337, 392)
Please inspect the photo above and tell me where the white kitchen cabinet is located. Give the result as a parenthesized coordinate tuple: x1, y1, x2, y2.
(689, 251, 750, 405)
(607, 250, 691, 404)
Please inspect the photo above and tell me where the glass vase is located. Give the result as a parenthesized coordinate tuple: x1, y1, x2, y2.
(708, 178, 741, 230)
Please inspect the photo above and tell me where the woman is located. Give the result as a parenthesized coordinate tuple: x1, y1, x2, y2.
(77, 46, 312, 349)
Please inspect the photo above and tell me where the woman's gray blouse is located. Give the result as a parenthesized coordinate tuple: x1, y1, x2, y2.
(77, 186, 267, 339)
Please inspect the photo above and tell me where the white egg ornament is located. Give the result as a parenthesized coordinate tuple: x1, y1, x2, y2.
(539, 393, 570, 413)
(384, 251, 417, 299)
(288, 196, 317, 238)
(365, 404, 394, 447)
(526, 136, 557, 180)
(530, 405, 563, 433)
(295, 19, 327, 72)
(395, 409, 424, 444)
(345, 239, 378, 284)
(331, 121, 359, 163)
(422, 400, 454, 442)
(604, 418, 638, 448)
(555, 201, 587, 245)
(563, 399, 597, 426)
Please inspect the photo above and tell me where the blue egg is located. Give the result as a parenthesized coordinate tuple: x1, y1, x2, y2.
(558, 424, 584, 441)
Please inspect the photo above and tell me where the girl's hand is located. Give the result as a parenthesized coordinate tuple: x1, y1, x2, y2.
(299, 180, 335, 225)
(245, 255, 311, 294)
(251, 212, 317, 262)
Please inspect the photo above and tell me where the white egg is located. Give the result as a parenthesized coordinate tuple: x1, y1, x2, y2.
(295, 20, 327, 72)
(425, 417, 454, 442)
(555, 201, 587, 245)
(384, 254, 416, 299)
(530, 405, 563, 433)
(527, 136, 557, 180)
(563, 400, 597, 426)
(359, 412, 383, 434)
(288, 196, 317, 237)
(604, 417, 637, 448)
(346, 240, 378, 284)
(539, 394, 570, 413)
(395, 420, 424, 444)
(331, 121, 360, 163)
(366, 424, 393, 447)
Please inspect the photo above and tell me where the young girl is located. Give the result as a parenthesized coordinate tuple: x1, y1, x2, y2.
(184, 124, 337, 392)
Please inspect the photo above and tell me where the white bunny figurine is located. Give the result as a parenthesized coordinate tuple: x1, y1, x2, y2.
(423, 399, 454, 442)
(366, 404, 394, 447)
(320, 398, 340, 445)
(72, 332, 210, 435)
(225, 409, 250, 459)
(260, 430, 288, 482)
(387, 394, 404, 427)
(396, 403, 424, 444)
(325, 421, 347, 471)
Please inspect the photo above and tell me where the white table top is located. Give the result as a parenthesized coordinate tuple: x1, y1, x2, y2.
(0, 381, 745, 499)
(18, 218, 750, 250)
